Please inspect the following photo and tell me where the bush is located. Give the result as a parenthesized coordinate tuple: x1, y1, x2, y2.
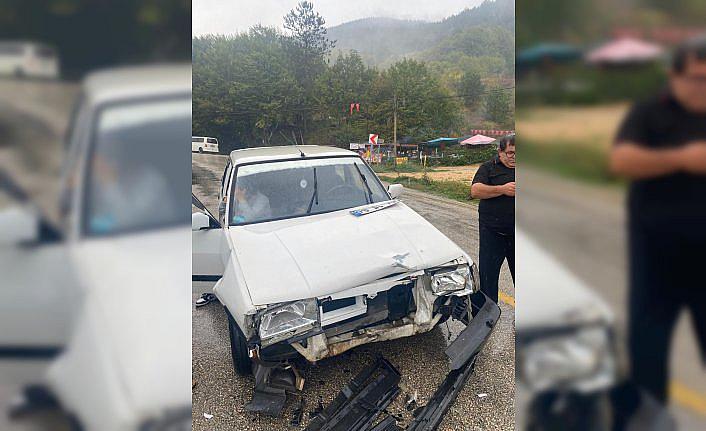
(427, 145, 497, 166)
(378, 174, 473, 203)
(517, 63, 667, 107)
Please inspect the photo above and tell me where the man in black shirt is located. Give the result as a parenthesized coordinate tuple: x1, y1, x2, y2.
(611, 36, 706, 408)
(471, 135, 515, 303)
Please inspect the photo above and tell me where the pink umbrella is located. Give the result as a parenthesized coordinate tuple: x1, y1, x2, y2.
(587, 37, 663, 64)
(461, 134, 496, 146)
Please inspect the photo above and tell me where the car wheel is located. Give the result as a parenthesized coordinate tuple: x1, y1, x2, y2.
(226, 310, 253, 376)
(198, 147, 204, 153)
(527, 391, 611, 431)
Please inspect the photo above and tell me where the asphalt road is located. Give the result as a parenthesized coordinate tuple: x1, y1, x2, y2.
(518, 167, 706, 429)
(191, 153, 516, 430)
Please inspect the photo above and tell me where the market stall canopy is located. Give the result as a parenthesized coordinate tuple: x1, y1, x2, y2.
(423, 137, 458, 148)
(586, 37, 663, 64)
(517, 43, 581, 66)
(460, 134, 496, 146)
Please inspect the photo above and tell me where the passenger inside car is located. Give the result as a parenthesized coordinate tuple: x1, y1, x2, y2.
(231, 176, 272, 223)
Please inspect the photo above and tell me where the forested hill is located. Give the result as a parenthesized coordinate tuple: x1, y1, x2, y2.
(327, 0, 514, 71)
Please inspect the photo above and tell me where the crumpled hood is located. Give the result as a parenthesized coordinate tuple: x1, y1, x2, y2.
(230, 202, 466, 305)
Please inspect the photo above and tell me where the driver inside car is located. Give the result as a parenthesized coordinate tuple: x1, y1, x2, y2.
(231, 176, 271, 224)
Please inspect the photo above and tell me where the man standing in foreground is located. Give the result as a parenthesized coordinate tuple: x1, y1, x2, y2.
(610, 36, 706, 411)
(471, 134, 515, 302)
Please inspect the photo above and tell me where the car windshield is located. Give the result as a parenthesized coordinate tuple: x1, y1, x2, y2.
(229, 156, 389, 225)
(84, 96, 191, 236)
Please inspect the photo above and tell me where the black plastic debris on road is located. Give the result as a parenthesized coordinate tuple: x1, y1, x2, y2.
(369, 415, 404, 431)
(407, 293, 501, 431)
(445, 292, 500, 371)
(304, 293, 501, 431)
(305, 357, 401, 431)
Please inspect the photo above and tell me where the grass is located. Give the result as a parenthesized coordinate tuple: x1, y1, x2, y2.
(522, 139, 624, 186)
(378, 174, 474, 204)
(372, 163, 432, 174)
(518, 104, 630, 186)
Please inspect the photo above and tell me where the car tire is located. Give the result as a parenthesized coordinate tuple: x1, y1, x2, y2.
(198, 147, 204, 153)
(226, 310, 253, 376)
(527, 391, 611, 431)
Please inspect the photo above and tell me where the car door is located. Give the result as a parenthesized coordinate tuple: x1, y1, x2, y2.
(0, 195, 78, 378)
(192, 193, 226, 281)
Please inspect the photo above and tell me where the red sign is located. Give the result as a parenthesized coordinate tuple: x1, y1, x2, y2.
(369, 134, 379, 145)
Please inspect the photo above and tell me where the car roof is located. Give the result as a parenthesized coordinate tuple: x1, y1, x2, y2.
(229, 145, 358, 165)
(83, 64, 191, 106)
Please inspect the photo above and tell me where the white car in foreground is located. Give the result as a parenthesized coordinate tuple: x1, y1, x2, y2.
(0, 65, 191, 430)
(516, 230, 617, 430)
(192, 145, 500, 413)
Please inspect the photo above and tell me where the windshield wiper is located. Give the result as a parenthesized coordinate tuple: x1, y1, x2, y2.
(353, 163, 373, 204)
(306, 167, 319, 214)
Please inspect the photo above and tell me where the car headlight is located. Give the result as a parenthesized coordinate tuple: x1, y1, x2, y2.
(520, 326, 615, 393)
(140, 408, 191, 431)
(258, 298, 319, 346)
(431, 264, 477, 295)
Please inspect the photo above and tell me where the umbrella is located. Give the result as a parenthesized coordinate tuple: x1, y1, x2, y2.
(586, 37, 663, 64)
(460, 134, 496, 146)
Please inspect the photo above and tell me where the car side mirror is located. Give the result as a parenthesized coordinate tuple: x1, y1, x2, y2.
(192, 212, 211, 231)
(0, 205, 39, 245)
(388, 184, 404, 199)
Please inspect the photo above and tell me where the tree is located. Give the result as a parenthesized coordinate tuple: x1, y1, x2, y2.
(192, 28, 304, 149)
(283, 1, 336, 58)
(456, 70, 485, 108)
(484, 86, 513, 128)
(375, 59, 461, 141)
(282, 1, 337, 143)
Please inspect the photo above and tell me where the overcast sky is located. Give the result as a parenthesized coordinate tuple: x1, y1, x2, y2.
(193, 0, 485, 36)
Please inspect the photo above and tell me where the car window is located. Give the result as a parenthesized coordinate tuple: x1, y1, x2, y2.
(207, 138, 217, 144)
(191, 137, 202, 143)
(229, 157, 389, 226)
(84, 96, 190, 236)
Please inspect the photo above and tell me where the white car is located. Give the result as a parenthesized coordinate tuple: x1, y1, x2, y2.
(516, 230, 617, 430)
(191, 136, 219, 153)
(0, 41, 59, 79)
(0, 65, 191, 430)
(192, 145, 499, 407)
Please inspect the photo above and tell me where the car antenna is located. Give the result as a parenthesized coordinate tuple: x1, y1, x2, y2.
(295, 144, 306, 158)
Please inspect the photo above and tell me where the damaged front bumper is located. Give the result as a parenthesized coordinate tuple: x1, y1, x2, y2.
(308, 292, 501, 431)
(250, 269, 478, 364)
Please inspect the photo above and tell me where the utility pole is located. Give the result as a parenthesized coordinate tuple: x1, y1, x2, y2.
(393, 93, 398, 158)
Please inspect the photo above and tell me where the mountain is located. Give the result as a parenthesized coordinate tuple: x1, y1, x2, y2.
(327, 0, 514, 70)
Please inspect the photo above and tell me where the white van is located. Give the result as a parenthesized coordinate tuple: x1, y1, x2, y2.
(0, 41, 60, 79)
(191, 136, 219, 153)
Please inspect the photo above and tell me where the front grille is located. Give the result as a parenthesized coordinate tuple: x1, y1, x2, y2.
(322, 297, 357, 313)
